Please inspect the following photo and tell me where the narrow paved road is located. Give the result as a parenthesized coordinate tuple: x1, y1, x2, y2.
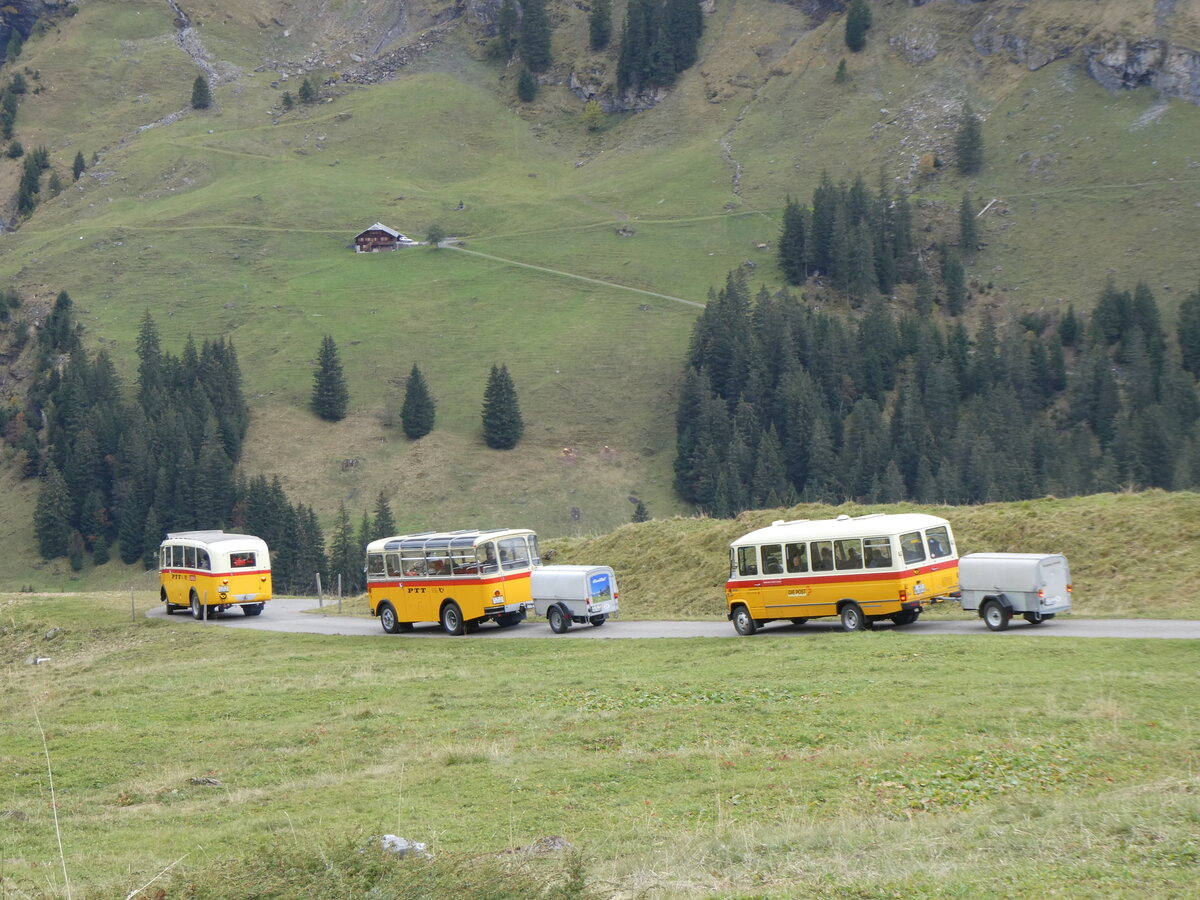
(149, 598, 1200, 639)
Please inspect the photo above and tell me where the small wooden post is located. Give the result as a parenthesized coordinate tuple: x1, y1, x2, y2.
(316, 573, 324, 611)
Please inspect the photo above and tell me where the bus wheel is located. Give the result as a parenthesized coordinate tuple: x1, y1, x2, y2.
(790, 618, 808, 626)
(496, 612, 523, 628)
(190, 591, 203, 620)
(983, 600, 1010, 631)
(732, 605, 757, 636)
(1023, 611, 1045, 625)
(398, 622, 414, 632)
(589, 614, 607, 627)
(891, 610, 918, 626)
(241, 603, 264, 617)
(839, 603, 867, 632)
(162, 589, 176, 615)
(379, 602, 400, 634)
(441, 602, 465, 636)
(548, 606, 570, 634)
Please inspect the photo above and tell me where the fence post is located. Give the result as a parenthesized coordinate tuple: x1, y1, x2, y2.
(316, 573, 323, 611)
(131, 587, 136, 622)
(337, 574, 343, 614)
(203, 590, 208, 622)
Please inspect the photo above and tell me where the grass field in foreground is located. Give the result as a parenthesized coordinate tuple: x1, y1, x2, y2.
(1, 591, 1197, 898)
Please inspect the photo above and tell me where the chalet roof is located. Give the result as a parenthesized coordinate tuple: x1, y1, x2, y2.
(358, 222, 401, 238)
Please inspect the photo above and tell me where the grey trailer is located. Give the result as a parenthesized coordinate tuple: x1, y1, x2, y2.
(531, 565, 620, 633)
(957, 552, 1072, 631)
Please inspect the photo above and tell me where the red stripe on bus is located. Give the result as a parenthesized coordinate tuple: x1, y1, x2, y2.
(727, 561, 957, 590)
(369, 571, 533, 589)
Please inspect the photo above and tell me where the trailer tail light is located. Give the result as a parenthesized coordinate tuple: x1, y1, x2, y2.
(1066, 584, 1073, 593)
(1038, 588, 1045, 599)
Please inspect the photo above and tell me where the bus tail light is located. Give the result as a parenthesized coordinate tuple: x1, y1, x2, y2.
(899, 588, 907, 603)
(221, 578, 229, 586)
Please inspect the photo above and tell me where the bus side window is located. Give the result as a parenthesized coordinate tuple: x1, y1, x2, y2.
(785, 543, 808, 573)
(161, 546, 170, 569)
(367, 553, 386, 577)
(499, 537, 530, 571)
(385, 553, 403, 577)
(834, 539, 863, 570)
(197, 549, 210, 570)
(479, 543, 499, 574)
(736, 545, 758, 577)
(926, 526, 951, 559)
(900, 531, 925, 564)
(811, 541, 834, 571)
(186, 546, 197, 569)
(761, 544, 783, 575)
(864, 537, 892, 568)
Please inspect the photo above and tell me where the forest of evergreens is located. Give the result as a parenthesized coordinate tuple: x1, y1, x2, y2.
(674, 269, 1200, 515)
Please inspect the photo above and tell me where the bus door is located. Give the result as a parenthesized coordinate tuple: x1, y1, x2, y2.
(757, 542, 800, 619)
(494, 534, 534, 608)
(806, 539, 838, 611)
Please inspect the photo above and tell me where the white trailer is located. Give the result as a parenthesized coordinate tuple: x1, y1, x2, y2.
(530, 565, 620, 633)
(957, 552, 1072, 631)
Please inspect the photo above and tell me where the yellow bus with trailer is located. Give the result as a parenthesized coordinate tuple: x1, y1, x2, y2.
(366, 528, 541, 635)
(726, 513, 958, 634)
(159, 531, 272, 619)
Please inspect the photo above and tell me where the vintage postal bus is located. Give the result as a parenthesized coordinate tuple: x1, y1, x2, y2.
(726, 513, 958, 634)
(365, 528, 541, 635)
(160, 531, 272, 619)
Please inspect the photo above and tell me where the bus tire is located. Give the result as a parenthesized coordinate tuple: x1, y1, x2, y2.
(589, 614, 607, 627)
(190, 591, 203, 620)
(839, 603, 867, 632)
(398, 621, 414, 632)
(441, 602, 465, 636)
(496, 612, 523, 628)
(1023, 611, 1045, 625)
(242, 603, 264, 616)
(162, 588, 176, 615)
(548, 606, 570, 634)
(983, 599, 1010, 631)
(891, 610, 918, 626)
(732, 605, 757, 636)
(790, 618, 808, 626)
(379, 602, 400, 634)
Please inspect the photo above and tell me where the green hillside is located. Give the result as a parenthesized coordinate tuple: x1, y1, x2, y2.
(0, 0, 1198, 584)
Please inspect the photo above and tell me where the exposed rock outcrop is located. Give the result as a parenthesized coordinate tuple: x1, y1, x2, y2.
(1085, 38, 1200, 106)
(0, 0, 61, 65)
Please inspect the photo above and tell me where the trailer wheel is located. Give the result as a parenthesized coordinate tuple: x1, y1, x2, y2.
(732, 605, 757, 636)
(983, 599, 1010, 631)
(1023, 611, 1045, 625)
(379, 602, 400, 634)
(548, 606, 569, 634)
(441, 602, 465, 636)
(190, 591, 203, 620)
(589, 614, 607, 627)
(839, 602, 867, 632)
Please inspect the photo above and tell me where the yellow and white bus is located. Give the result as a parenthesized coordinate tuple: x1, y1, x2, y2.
(726, 513, 958, 634)
(159, 531, 272, 619)
(365, 528, 541, 635)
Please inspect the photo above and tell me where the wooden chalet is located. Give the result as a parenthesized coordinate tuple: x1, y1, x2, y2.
(354, 223, 417, 252)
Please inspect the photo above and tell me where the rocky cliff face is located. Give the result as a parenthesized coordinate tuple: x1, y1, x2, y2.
(0, 0, 61, 64)
(1085, 38, 1200, 105)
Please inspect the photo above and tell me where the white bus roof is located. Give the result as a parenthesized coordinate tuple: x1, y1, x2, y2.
(366, 528, 535, 553)
(731, 513, 952, 547)
(163, 531, 268, 547)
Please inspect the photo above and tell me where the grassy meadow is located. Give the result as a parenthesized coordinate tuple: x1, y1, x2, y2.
(1, 0, 1199, 580)
(1, 589, 1197, 898)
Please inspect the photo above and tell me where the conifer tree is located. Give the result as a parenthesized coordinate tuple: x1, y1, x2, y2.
(400, 364, 436, 439)
(312, 335, 349, 421)
(191, 75, 212, 110)
(328, 502, 359, 595)
(519, 0, 553, 73)
(498, 0, 518, 57)
(517, 66, 537, 103)
(373, 491, 396, 540)
(1178, 287, 1200, 378)
(777, 196, 807, 285)
(34, 465, 72, 559)
(631, 499, 650, 522)
(141, 506, 162, 570)
(590, 0, 612, 50)
(481, 363, 524, 449)
(844, 0, 872, 53)
(956, 102, 984, 175)
(299, 77, 316, 103)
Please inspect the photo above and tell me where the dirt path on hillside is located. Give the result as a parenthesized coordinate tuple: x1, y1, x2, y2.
(443, 244, 706, 309)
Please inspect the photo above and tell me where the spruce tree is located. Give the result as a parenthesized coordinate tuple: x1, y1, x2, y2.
(519, 0, 553, 73)
(400, 364, 436, 439)
(34, 466, 72, 559)
(312, 335, 349, 421)
(777, 196, 807, 285)
(631, 499, 650, 522)
(328, 502, 359, 595)
(956, 102, 984, 175)
(498, 0, 518, 57)
(373, 491, 396, 540)
(590, 0, 612, 50)
(299, 77, 316, 103)
(517, 66, 537, 103)
(191, 75, 212, 110)
(1178, 287, 1200, 378)
(844, 0, 872, 53)
(481, 363, 524, 449)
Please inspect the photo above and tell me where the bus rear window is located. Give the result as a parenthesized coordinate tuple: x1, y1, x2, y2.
(230, 552, 257, 568)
